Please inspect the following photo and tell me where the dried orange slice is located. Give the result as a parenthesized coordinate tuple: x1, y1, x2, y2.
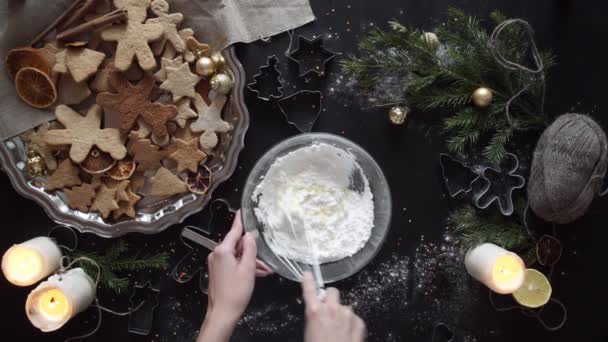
(15, 67, 57, 109)
(186, 165, 212, 195)
(106, 159, 136, 180)
(80, 148, 116, 174)
(6, 47, 52, 80)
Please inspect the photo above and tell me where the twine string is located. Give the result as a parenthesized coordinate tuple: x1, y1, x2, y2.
(57, 256, 147, 341)
(489, 19, 546, 130)
(48, 225, 78, 252)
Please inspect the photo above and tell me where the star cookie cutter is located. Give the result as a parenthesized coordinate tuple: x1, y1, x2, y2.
(472, 153, 525, 216)
(128, 281, 160, 335)
(439, 153, 480, 198)
(171, 198, 236, 293)
(287, 35, 335, 77)
(277, 90, 322, 133)
(247, 55, 284, 101)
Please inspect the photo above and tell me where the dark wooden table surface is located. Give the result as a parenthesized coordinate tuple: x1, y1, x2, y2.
(2, 0, 607, 341)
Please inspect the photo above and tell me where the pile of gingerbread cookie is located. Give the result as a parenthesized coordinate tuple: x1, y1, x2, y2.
(6, 0, 236, 221)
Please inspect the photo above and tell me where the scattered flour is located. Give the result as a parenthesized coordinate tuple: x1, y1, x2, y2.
(252, 142, 374, 263)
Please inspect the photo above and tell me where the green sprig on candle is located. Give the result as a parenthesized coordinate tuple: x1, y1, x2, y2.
(69, 240, 169, 294)
(447, 203, 535, 263)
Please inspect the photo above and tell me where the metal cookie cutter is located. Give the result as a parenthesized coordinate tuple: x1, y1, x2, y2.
(432, 323, 455, 342)
(288, 35, 335, 77)
(439, 153, 480, 198)
(472, 153, 525, 216)
(247, 55, 284, 101)
(171, 198, 236, 292)
(128, 281, 160, 335)
(278, 90, 322, 133)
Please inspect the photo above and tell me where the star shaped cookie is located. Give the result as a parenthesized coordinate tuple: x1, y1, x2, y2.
(160, 62, 200, 102)
(168, 138, 206, 173)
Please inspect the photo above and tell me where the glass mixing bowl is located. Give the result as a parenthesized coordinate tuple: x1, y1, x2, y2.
(241, 133, 392, 283)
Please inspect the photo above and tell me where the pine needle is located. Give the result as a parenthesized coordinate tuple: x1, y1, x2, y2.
(70, 241, 169, 294)
(342, 7, 553, 163)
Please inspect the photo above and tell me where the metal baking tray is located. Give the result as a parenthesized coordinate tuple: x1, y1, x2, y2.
(0, 47, 249, 238)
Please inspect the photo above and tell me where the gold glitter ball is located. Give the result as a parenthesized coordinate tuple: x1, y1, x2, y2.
(471, 87, 493, 108)
(25, 150, 46, 178)
(210, 73, 234, 95)
(195, 56, 216, 77)
(388, 106, 408, 125)
(210, 53, 226, 70)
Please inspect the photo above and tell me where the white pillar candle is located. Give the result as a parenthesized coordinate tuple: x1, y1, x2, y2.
(2, 237, 62, 286)
(464, 243, 526, 294)
(25, 268, 96, 332)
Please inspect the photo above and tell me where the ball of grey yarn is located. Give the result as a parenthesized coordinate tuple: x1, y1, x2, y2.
(528, 113, 608, 224)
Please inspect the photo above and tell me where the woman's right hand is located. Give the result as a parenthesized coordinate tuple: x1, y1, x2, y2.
(301, 272, 367, 342)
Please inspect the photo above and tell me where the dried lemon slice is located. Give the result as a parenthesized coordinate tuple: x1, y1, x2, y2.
(512, 269, 552, 308)
(6, 47, 52, 80)
(15, 67, 57, 109)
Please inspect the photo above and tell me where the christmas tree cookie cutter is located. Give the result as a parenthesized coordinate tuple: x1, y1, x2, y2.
(287, 35, 335, 77)
(171, 198, 236, 293)
(439, 153, 480, 198)
(277, 90, 322, 133)
(439, 153, 525, 216)
(247, 55, 284, 101)
(472, 153, 525, 216)
(128, 280, 160, 335)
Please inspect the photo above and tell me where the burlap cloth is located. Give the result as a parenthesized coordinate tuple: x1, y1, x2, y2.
(0, 0, 315, 140)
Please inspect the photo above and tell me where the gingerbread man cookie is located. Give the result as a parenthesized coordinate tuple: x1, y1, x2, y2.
(101, 0, 163, 71)
(97, 72, 177, 137)
(190, 93, 231, 150)
(147, 0, 186, 53)
(44, 104, 127, 163)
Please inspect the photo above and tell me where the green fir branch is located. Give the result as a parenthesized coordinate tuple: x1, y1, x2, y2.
(69, 241, 169, 294)
(342, 7, 554, 163)
(447, 204, 533, 258)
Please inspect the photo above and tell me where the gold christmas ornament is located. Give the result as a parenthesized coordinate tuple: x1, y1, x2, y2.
(195, 56, 216, 77)
(388, 105, 408, 125)
(25, 150, 46, 178)
(422, 32, 439, 49)
(210, 53, 226, 70)
(471, 87, 493, 107)
(210, 72, 234, 95)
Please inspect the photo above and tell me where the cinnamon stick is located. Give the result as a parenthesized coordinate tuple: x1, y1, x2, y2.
(29, 0, 85, 47)
(57, 0, 102, 32)
(56, 9, 128, 42)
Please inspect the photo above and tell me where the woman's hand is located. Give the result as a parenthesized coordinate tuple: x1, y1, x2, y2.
(302, 272, 367, 342)
(197, 212, 271, 342)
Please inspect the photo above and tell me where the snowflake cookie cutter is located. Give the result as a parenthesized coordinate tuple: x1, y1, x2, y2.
(287, 35, 335, 77)
(472, 153, 525, 216)
(277, 90, 322, 133)
(171, 198, 236, 293)
(247, 55, 284, 101)
(128, 281, 160, 335)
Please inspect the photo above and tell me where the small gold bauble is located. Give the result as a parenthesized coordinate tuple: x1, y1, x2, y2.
(388, 106, 408, 125)
(471, 87, 493, 107)
(210, 53, 226, 70)
(210, 73, 234, 95)
(195, 56, 216, 77)
(25, 150, 46, 178)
